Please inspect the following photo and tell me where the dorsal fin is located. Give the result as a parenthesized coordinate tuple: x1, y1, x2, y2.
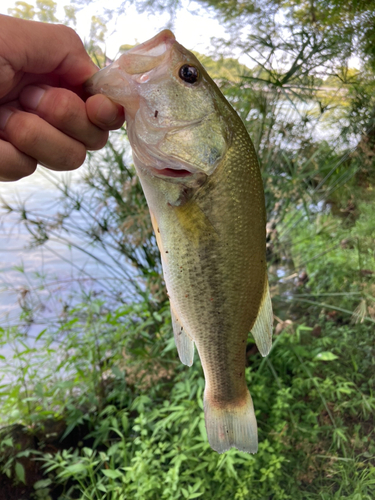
(251, 279, 273, 357)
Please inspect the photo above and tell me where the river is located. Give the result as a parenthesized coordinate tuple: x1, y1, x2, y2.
(0, 160, 135, 332)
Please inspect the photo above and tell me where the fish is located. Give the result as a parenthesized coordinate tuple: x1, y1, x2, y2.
(85, 30, 273, 454)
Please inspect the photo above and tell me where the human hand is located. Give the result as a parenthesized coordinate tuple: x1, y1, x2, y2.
(0, 15, 125, 181)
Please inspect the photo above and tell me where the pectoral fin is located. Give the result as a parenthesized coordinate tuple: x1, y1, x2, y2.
(251, 279, 273, 357)
(171, 305, 194, 366)
(174, 200, 218, 246)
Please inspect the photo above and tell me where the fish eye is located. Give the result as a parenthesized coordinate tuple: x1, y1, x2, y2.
(179, 65, 199, 84)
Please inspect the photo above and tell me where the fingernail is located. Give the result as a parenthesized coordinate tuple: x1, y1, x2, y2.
(21, 85, 46, 110)
(0, 107, 13, 130)
(97, 98, 119, 124)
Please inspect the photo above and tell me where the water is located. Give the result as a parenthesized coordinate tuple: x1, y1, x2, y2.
(0, 165, 131, 329)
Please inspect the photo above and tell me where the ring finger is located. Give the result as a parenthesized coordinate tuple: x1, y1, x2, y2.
(0, 106, 87, 171)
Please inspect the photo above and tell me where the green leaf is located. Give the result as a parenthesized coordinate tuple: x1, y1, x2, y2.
(15, 462, 26, 484)
(36, 329, 47, 341)
(163, 336, 176, 353)
(102, 469, 123, 479)
(198, 419, 207, 441)
(83, 447, 94, 457)
(121, 414, 129, 432)
(181, 488, 189, 498)
(35, 382, 44, 397)
(111, 365, 124, 378)
(34, 479, 52, 490)
(153, 312, 163, 322)
(314, 351, 339, 361)
(1, 438, 13, 448)
(65, 463, 87, 474)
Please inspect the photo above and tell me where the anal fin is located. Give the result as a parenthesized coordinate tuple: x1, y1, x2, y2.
(251, 279, 273, 357)
(171, 305, 194, 367)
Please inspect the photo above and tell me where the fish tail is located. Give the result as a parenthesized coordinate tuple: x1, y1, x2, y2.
(204, 389, 258, 454)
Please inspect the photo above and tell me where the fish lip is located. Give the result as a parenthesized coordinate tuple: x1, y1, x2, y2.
(151, 167, 194, 179)
(143, 161, 206, 184)
(126, 29, 176, 58)
(84, 30, 176, 99)
(148, 166, 208, 191)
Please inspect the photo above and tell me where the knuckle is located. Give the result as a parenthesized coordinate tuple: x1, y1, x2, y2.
(54, 25, 87, 60)
(13, 162, 37, 181)
(89, 131, 109, 151)
(13, 113, 40, 150)
(63, 144, 86, 170)
(0, 140, 37, 181)
(56, 24, 81, 46)
(51, 92, 77, 126)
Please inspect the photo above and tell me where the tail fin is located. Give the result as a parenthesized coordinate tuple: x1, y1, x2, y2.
(204, 390, 258, 454)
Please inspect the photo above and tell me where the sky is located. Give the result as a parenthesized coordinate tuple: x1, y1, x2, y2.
(0, 0, 226, 60)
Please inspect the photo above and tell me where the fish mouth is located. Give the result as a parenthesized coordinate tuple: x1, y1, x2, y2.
(117, 30, 176, 76)
(155, 167, 193, 178)
(146, 163, 206, 187)
(84, 30, 176, 113)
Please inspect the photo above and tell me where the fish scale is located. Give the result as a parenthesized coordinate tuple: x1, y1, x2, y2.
(85, 29, 273, 453)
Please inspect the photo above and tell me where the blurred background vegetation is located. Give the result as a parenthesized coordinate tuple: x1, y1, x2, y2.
(0, 0, 374, 499)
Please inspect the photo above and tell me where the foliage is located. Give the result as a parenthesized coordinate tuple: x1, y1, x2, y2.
(283, 202, 375, 318)
(193, 0, 375, 70)
(1, 289, 374, 499)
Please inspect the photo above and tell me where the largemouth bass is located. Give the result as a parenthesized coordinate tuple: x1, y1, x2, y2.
(86, 30, 273, 454)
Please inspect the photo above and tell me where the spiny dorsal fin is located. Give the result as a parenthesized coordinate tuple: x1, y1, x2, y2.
(251, 279, 273, 357)
(171, 305, 194, 366)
